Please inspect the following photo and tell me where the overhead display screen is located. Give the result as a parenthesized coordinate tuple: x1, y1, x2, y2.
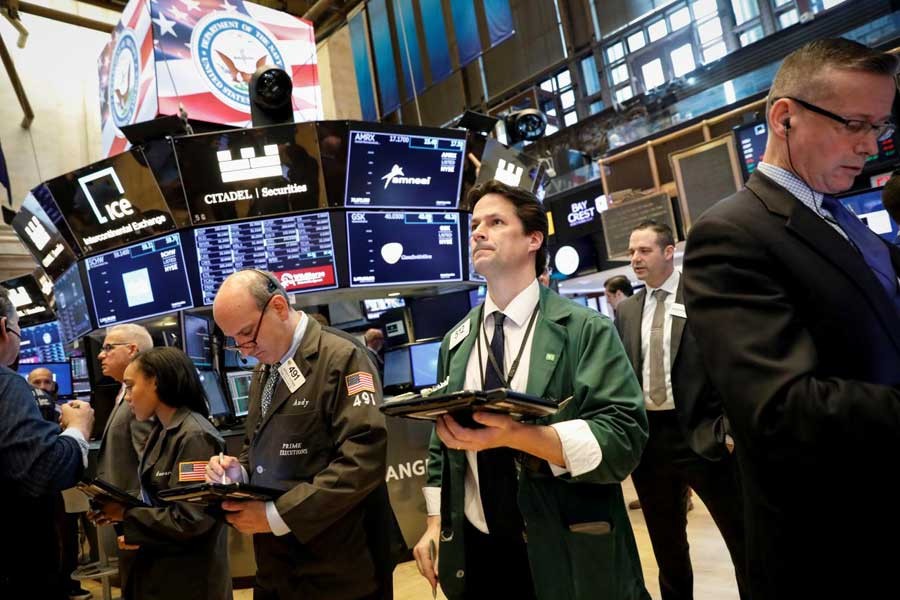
(43, 148, 176, 254)
(347, 211, 463, 287)
(344, 126, 466, 209)
(838, 187, 900, 245)
(473, 137, 547, 201)
(17, 361, 73, 397)
(190, 211, 339, 305)
(1, 274, 55, 327)
(19, 321, 66, 364)
(53, 264, 93, 343)
(174, 123, 326, 225)
(12, 192, 78, 280)
(85, 234, 194, 327)
(734, 120, 767, 181)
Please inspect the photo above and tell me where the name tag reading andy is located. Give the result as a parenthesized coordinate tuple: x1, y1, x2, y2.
(670, 303, 687, 319)
(449, 320, 470, 349)
(278, 359, 306, 393)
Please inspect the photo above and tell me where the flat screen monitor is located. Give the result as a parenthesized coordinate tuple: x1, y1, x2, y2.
(11, 192, 77, 280)
(865, 131, 899, 173)
(53, 264, 93, 344)
(42, 147, 176, 254)
(223, 340, 260, 369)
(17, 361, 73, 397)
(383, 346, 412, 390)
(18, 321, 66, 364)
(465, 213, 485, 283)
(344, 124, 466, 209)
(85, 233, 194, 327)
(410, 341, 441, 388)
(409, 291, 471, 340)
(190, 211, 339, 305)
(734, 120, 767, 181)
(173, 123, 326, 225)
(838, 186, 900, 245)
(71, 356, 89, 380)
(1, 273, 55, 328)
(468, 286, 486, 309)
(549, 235, 602, 278)
(346, 211, 463, 287)
(362, 297, 406, 321)
(197, 369, 229, 418)
(183, 313, 213, 367)
(548, 191, 605, 241)
(226, 370, 254, 418)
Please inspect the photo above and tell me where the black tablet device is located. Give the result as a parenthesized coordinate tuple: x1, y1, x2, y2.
(157, 482, 283, 504)
(77, 479, 149, 508)
(380, 388, 560, 423)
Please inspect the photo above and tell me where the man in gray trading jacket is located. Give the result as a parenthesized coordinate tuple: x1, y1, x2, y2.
(412, 180, 649, 600)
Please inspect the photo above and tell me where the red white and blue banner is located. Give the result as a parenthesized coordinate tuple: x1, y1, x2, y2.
(99, 0, 322, 157)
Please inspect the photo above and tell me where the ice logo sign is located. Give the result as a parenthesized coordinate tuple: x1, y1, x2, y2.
(77, 167, 134, 225)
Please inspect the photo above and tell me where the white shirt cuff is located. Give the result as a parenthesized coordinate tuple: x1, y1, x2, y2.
(61, 428, 89, 468)
(548, 420, 602, 477)
(265, 501, 291, 536)
(239, 465, 250, 484)
(423, 486, 441, 516)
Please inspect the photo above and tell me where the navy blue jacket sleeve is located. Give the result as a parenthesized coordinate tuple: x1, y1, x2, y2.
(0, 368, 84, 496)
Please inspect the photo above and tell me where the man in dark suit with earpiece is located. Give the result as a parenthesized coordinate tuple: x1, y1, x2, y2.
(683, 38, 900, 600)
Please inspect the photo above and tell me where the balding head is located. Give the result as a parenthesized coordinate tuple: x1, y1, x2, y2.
(28, 367, 55, 394)
(213, 270, 297, 365)
(365, 328, 384, 352)
(99, 323, 153, 382)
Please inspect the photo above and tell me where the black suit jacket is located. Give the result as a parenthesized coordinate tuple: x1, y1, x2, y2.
(683, 171, 900, 599)
(614, 277, 729, 461)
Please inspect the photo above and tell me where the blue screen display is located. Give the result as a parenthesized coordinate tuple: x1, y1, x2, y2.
(383, 346, 412, 389)
(197, 369, 229, 417)
(345, 128, 466, 209)
(18, 321, 66, 364)
(18, 361, 73, 396)
(53, 264, 93, 344)
(183, 314, 212, 367)
(839, 187, 900, 245)
(347, 211, 463, 287)
(734, 121, 767, 181)
(85, 234, 194, 327)
(410, 341, 441, 388)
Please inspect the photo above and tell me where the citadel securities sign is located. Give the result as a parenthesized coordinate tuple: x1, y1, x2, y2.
(98, 0, 322, 157)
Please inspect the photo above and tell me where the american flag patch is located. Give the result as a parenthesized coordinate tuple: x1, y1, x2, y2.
(178, 461, 207, 482)
(346, 372, 375, 396)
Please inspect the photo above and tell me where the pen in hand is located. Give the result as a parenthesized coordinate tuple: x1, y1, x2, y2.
(220, 452, 231, 485)
(429, 539, 437, 599)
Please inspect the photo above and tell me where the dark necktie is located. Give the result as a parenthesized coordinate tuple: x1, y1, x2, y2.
(821, 194, 900, 312)
(476, 312, 525, 538)
(260, 363, 281, 418)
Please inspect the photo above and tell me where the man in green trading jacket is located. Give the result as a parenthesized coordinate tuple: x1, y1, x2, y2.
(412, 180, 649, 600)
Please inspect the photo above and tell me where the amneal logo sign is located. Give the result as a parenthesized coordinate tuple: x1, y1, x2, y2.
(380, 164, 431, 189)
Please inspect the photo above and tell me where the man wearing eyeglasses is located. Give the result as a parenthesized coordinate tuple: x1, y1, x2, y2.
(91, 323, 154, 598)
(208, 270, 391, 600)
(0, 287, 94, 599)
(683, 38, 900, 599)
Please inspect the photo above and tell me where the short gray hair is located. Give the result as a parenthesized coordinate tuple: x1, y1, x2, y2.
(767, 38, 899, 117)
(107, 323, 153, 352)
(0, 287, 16, 322)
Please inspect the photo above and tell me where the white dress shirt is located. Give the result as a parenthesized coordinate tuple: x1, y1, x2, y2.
(423, 280, 603, 533)
(640, 269, 680, 412)
(237, 311, 309, 536)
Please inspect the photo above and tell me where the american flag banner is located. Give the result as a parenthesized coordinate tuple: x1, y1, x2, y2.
(99, 0, 159, 157)
(99, 0, 322, 157)
(178, 461, 209, 482)
(345, 372, 376, 396)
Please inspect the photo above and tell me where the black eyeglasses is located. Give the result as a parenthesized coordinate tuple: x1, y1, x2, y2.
(224, 294, 276, 352)
(778, 96, 896, 142)
(5, 325, 20, 339)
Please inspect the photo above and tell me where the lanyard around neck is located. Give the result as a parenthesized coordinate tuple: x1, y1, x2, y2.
(477, 303, 540, 390)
